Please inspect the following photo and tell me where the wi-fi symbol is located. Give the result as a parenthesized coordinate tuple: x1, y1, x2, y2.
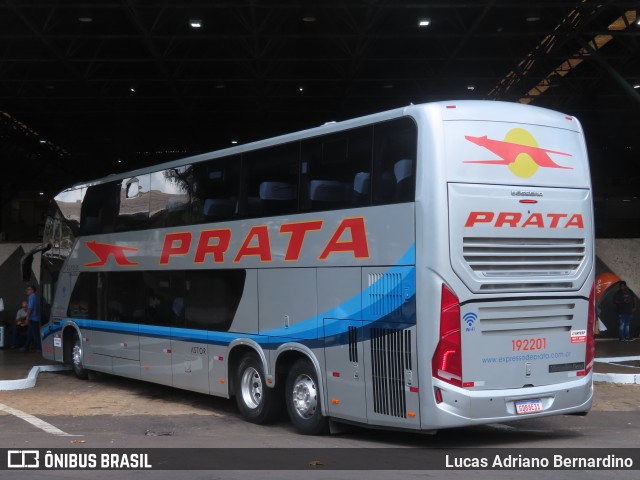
(463, 312, 478, 326)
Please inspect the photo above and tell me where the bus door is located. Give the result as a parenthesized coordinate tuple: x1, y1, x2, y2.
(319, 268, 368, 423)
(323, 318, 367, 422)
(171, 327, 210, 395)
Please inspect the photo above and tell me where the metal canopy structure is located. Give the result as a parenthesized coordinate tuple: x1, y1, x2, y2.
(1, 0, 639, 196)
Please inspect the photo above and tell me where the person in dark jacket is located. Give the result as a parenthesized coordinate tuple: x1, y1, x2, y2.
(613, 281, 636, 341)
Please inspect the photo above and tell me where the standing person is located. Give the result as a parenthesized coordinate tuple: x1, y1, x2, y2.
(21, 285, 41, 352)
(11, 300, 29, 349)
(614, 281, 636, 342)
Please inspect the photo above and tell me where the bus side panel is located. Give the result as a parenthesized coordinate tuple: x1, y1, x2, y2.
(208, 343, 230, 397)
(258, 268, 318, 339)
(227, 269, 258, 334)
(172, 328, 209, 394)
(319, 267, 365, 422)
(113, 356, 140, 380)
(139, 325, 173, 387)
(89, 322, 139, 361)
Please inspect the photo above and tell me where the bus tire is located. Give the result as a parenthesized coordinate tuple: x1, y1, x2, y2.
(285, 359, 328, 435)
(71, 334, 88, 380)
(235, 352, 281, 424)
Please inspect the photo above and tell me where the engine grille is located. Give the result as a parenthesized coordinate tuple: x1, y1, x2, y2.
(368, 272, 404, 318)
(370, 327, 412, 418)
(462, 237, 586, 292)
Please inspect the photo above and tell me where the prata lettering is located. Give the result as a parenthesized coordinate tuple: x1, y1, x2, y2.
(160, 217, 370, 265)
(465, 211, 584, 229)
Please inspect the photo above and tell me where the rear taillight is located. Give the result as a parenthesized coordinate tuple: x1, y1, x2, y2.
(585, 282, 595, 375)
(432, 284, 462, 387)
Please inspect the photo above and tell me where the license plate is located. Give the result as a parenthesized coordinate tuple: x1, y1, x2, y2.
(515, 399, 543, 415)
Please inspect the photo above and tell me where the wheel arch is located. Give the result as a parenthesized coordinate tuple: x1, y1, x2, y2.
(274, 343, 327, 417)
(227, 338, 268, 397)
(61, 321, 83, 365)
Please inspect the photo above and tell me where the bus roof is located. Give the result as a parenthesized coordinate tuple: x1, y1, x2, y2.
(63, 100, 578, 192)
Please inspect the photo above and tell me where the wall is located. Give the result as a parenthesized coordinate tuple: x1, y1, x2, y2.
(595, 238, 640, 295)
(0, 243, 41, 327)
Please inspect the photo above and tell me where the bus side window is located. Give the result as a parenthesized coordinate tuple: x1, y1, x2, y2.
(191, 156, 240, 223)
(352, 171, 371, 206)
(143, 271, 186, 327)
(373, 117, 417, 205)
(184, 270, 246, 331)
(80, 182, 120, 235)
(116, 175, 150, 232)
(104, 272, 145, 323)
(68, 272, 99, 320)
(242, 143, 299, 218)
(301, 126, 372, 212)
(149, 167, 193, 228)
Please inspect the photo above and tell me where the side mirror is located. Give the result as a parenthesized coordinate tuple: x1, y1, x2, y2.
(20, 243, 52, 282)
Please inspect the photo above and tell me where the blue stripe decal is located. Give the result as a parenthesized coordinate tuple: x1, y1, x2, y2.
(254, 244, 416, 340)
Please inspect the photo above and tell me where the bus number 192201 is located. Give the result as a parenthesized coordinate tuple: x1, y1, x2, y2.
(511, 338, 547, 352)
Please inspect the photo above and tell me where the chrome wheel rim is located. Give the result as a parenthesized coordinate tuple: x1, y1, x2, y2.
(72, 342, 82, 367)
(291, 374, 318, 419)
(240, 367, 263, 410)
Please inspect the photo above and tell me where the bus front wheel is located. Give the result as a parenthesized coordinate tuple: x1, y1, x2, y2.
(285, 359, 328, 435)
(235, 352, 281, 424)
(71, 334, 88, 380)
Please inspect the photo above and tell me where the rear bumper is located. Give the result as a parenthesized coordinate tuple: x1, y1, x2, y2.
(423, 375, 593, 429)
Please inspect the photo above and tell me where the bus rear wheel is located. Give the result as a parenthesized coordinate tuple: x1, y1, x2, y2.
(235, 352, 281, 424)
(285, 359, 328, 435)
(71, 334, 88, 380)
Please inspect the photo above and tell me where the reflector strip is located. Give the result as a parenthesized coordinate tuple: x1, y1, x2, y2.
(434, 388, 443, 404)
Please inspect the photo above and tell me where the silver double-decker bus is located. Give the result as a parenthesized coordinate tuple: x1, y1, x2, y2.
(27, 101, 595, 434)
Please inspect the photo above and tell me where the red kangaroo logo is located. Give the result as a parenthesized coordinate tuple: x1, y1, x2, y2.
(464, 135, 572, 170)
(85, 241, 139, 267)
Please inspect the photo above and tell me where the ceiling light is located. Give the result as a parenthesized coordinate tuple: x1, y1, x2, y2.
(418, 18, 431, 27)
(190, 19, 202, 28)
(467, 85, 475, 91)
(525, 9, 541, 22)
(39, 190, 44, 196)
(634, 84, 640, 89)
(231, 140, 238, 144)
(299, 86, 304, 92)
(302, 15, 317, 23)
(39, 139, 46, 144)
(117, 158, 122, 164)
(78, 16, 93, 23)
